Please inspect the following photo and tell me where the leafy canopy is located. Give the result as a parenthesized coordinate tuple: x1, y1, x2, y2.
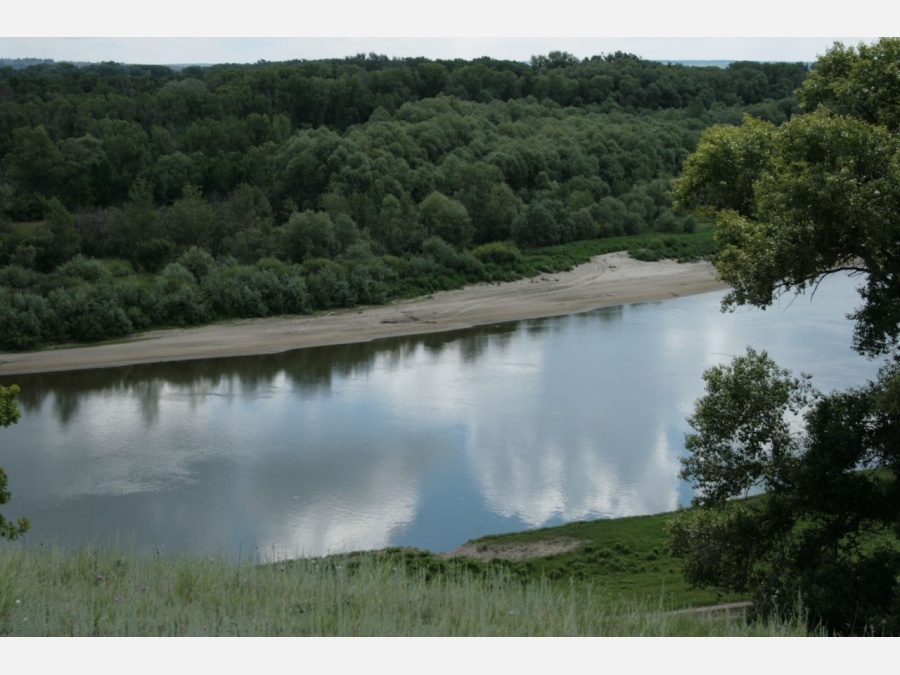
(682, 348, 816, 506)
(1, 383, 30, 540)
(670, 38, 900, 635)
(673, 38, 900, 357)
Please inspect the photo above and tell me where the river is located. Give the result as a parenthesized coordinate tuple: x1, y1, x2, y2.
(0, 272, 883, 560)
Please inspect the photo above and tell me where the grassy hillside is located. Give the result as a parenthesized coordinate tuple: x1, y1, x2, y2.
(0, 504, 814, 636)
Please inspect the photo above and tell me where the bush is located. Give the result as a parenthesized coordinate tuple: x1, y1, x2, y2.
(153, 264, 210, 326)
(0, 265, 41, 291)
(114, 279, 157, 331)
(472, 241, 522, 265)
(0, 289, 54, 350)
(56, 255, 112, 283)
(48, 285, 133, 343)
(176, 247, 216, 283)
(304, 259, 356, 310)
(203, 265, 269, 318)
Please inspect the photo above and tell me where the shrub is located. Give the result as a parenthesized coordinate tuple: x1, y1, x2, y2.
(47, 285, 133, 343)
(472, 241, 522, 265)
(0, 289, 54, 350)
(56, 255, 111, 283)
(176, 247, 216, 283)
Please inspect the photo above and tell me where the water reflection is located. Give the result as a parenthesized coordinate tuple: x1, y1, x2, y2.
(0, 273, 883, 559)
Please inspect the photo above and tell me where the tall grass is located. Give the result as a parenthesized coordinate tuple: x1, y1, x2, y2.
(0, 543, 811, 636)
(522, 227, 716, 274)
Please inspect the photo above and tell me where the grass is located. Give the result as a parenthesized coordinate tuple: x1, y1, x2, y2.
(0, 540, 809, 637)
(373, 228, 716, 302)
(385, 510, 745, 610)
(521, 227, 716, 275)
(0, 500, 813, 636)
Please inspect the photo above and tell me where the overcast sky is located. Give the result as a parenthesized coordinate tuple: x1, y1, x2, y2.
(0, 37, 882, 65)
(2, 3, 883, 65)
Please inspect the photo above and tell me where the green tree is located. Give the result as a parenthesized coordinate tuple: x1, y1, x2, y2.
(102, 178, 165, 266)
(281, 210, 341, 262)
(88, 118, 150, 203)
(418, 192, 474, 248)
(669, 38, 900, 635)
(679, 348, 816, 506)
(671, 350, 900, 635)
(4, 125, 68, 198)
(167, 184, 216, 250)
(673, 39, 900, 357)
(30, 197, 82, 271)
(58, 133, 113, 207)
(1, 383, 30, 540)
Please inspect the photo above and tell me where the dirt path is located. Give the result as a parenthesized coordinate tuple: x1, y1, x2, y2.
(0, 252, 726, 375)
(441, 538, 585, 561)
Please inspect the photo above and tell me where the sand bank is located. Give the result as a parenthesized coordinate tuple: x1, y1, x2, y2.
(0, 252, 727, 375)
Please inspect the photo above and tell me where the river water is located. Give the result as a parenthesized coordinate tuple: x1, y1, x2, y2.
(0, 272, 883, 560)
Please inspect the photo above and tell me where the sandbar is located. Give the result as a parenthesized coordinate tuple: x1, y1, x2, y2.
(0, 252, 727, 375)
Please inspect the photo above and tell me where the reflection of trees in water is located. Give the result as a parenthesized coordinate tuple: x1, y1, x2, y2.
(0, 319, 538, 427)
(581, 303, 628, 325)
(456, 322, 518, 364)
(373, 337, 423, 372)
(519, 304, 629, 341)
(131, 379, 163, 426)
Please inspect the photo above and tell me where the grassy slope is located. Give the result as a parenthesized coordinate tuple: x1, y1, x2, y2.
(0, 534, 795, 637)
(387, 510, 743, 609)
(0, 505, 762, 636)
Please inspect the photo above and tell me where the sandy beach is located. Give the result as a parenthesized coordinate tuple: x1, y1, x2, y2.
(0, 252, 726, 375)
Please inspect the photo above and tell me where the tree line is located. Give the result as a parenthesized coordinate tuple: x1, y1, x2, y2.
(0, 52, 807, 349)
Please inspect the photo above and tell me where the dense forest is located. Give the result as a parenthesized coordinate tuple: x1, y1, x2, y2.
(0, 52, 809, 349)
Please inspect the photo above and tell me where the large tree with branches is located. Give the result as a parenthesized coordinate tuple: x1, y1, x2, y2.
(670, 38, 900, 635)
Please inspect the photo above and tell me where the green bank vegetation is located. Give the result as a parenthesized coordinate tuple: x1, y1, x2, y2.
(0, 52, 797, 350)
(0, 510, 812, 637)
(0, 227, 715, 351)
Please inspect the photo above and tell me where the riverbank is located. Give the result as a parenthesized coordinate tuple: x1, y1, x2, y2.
(0, 502, 770, 635)
(0, 252, 726, 375)
(0, 538, 794, 637)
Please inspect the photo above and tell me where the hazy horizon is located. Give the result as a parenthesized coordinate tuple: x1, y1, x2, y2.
(0, 37, 880, 67)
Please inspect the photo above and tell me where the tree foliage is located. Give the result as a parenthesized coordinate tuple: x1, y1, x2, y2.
(1, 383, 30, 540)
(673, 39, 900, 358)
(681, 348, 816, 505)
(672, 355, 900, 634)
(670, 38, 900, 635)
(0, 49, 798, 350)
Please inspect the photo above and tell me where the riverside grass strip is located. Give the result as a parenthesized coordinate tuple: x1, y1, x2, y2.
(0, 541, 806, 637)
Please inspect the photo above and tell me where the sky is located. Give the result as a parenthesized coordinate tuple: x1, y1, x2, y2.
(0, 37, 882, 66)
(2, 3, 884, 66)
